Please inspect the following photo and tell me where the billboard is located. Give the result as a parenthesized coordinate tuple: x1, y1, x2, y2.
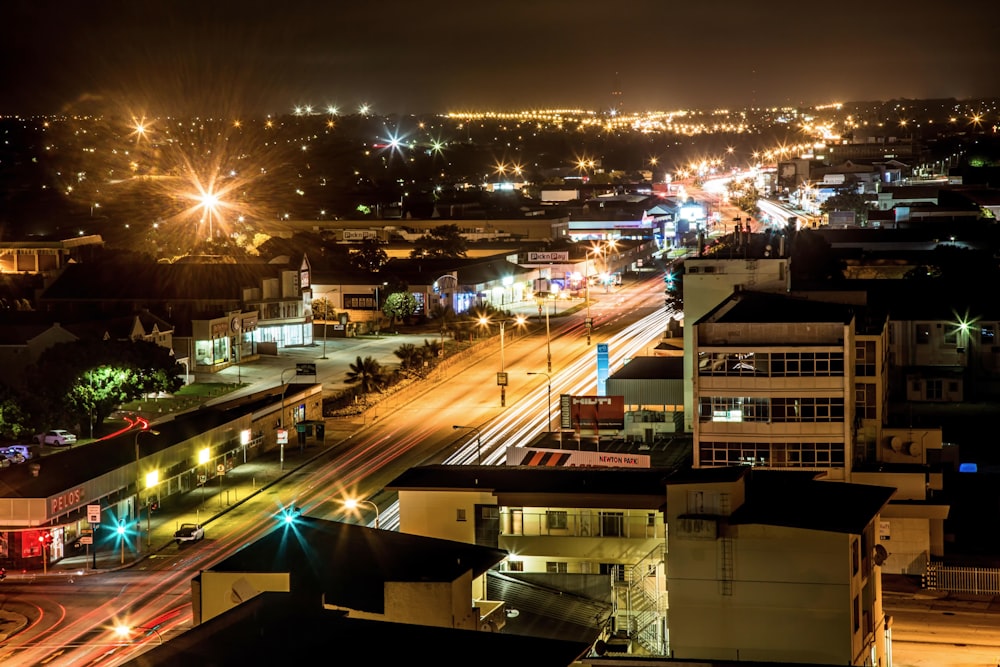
(343, 229, 378, 242)
(527, 251, 570, 262)
(506, 446, 649, 468)
(560, 394, 625, 430)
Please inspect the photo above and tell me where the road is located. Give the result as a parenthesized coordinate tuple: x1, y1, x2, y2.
(0, 272, 671, 666)
(3, 268, 996, 667)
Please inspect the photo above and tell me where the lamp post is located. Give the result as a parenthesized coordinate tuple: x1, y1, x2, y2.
(373, 281, 388, 338)
(527, 371, 552, 435)
(453, 425, 483, 465)
(279, 367, 297, 471)
(318, 288, 338, 360)
(344, 497, 380, 529)
(478, 315, 526, 407)
(134, 428, 160, 552)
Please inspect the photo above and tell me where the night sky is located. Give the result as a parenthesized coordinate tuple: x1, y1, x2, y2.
(4, 0, 1000, 117)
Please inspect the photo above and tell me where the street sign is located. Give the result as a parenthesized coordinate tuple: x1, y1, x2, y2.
(277, 428, 288, 445)
(296, 363, 317, 376)
(79, 536, 93, 545)
(217, 464, 226, 475)
(87, 504, 101, 523)
(597, 343, 610, 396)
(496, 372, 508, 386)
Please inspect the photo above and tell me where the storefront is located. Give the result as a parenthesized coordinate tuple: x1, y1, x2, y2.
(192, 311, 260, 373)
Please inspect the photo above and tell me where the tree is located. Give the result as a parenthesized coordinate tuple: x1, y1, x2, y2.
(27, 339, 183, 432)
(409, 224, 468, 259)
(428, 302, 457, 339)
(344, 355, 385, 394)
(820, 185, 872, 225)
(383, 291, 419, 324)
(313, 297, 337, 321)
(393, 343, 421, 371)
(349, 239, 389, 272)
(0, 383, 33, 441)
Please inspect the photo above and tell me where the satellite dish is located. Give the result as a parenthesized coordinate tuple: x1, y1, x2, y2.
(873, 544, 888, 566)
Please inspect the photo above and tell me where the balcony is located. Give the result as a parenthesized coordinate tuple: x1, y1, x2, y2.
(499, 509, 662, 540)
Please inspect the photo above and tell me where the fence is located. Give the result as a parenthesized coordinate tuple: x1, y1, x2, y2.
(923, 561, 1000, 595)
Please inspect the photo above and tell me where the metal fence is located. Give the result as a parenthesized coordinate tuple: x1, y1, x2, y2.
(923, 562, 1000, 595)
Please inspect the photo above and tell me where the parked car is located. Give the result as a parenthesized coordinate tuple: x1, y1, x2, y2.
(1, 445, 34, 463)
(173, 523, 205, 544)
(34, 430, 77, 446)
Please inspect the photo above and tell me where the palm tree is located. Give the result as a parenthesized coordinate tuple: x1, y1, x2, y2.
(394, 343, 420, 370)
(420, 339, 442, 364)
(344, 355, 385, 394)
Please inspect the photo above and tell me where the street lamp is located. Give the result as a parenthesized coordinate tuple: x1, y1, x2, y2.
(317, 288, 338, 360)
(478, 315, 526, 407)
(279, 367, 297, 471)
(134, 427, 160, 551)
(536, 293, 553, 372)
(343, 497, 380, 529)
(373, 281, 388, 338)
(453, 425, 483, 465)
(527, 371, 552, 435)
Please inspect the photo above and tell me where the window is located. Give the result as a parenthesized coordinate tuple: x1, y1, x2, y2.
(916, 324, 931, 344)
(507, 560, 524, 572)
(853, 595, 860, 632)
(546, 561, 568, 574)
(852, 539, 860, 575)
(599, 562, 625, 581)
(600, 511, 624, 537)
(456, 508, 467, 522)
(982, 325, 996, 344)
(926, 379, 943, 400)
(546, 511, 568, 530)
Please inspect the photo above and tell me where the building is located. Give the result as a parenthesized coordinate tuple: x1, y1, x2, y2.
(689, 289, 948, 575)
(386, 463, 897, 664)
(135, 516, 591, 666)
(666, 468, 895, 665)
(36, 256, 316, 374)
(0, 384, 322, 571)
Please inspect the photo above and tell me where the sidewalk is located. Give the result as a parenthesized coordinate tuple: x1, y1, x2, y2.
(45, 421, 360, 577)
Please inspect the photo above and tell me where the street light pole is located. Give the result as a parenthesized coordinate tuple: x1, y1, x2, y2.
(318, 287, 339, 360)
(279, 367, 297, 471)
(545, 300, 552, 372)
(527, 372, 552, 435)
(479, 315, 525, 408)
(344, 498, 380, 529)
(453, 425, 483, 465)
(134, 428, 160, 552)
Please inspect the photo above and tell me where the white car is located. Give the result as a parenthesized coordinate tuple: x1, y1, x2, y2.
(34, 430, 77, 446)
(174, 523, 205, 544)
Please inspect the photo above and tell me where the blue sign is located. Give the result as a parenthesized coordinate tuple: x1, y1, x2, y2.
(597, 343, 609, 396)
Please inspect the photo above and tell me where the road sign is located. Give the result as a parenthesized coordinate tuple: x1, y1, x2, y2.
(87, 504, 101, 523)
(296, 363, 317, 376)
(217, 464, 226, 475)
(496, 372, 508, 386)
(79, 536, 93, 545)
(277, 428, 288, 445)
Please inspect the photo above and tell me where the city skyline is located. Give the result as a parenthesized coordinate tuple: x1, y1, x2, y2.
(5, 0, 1000, 118)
